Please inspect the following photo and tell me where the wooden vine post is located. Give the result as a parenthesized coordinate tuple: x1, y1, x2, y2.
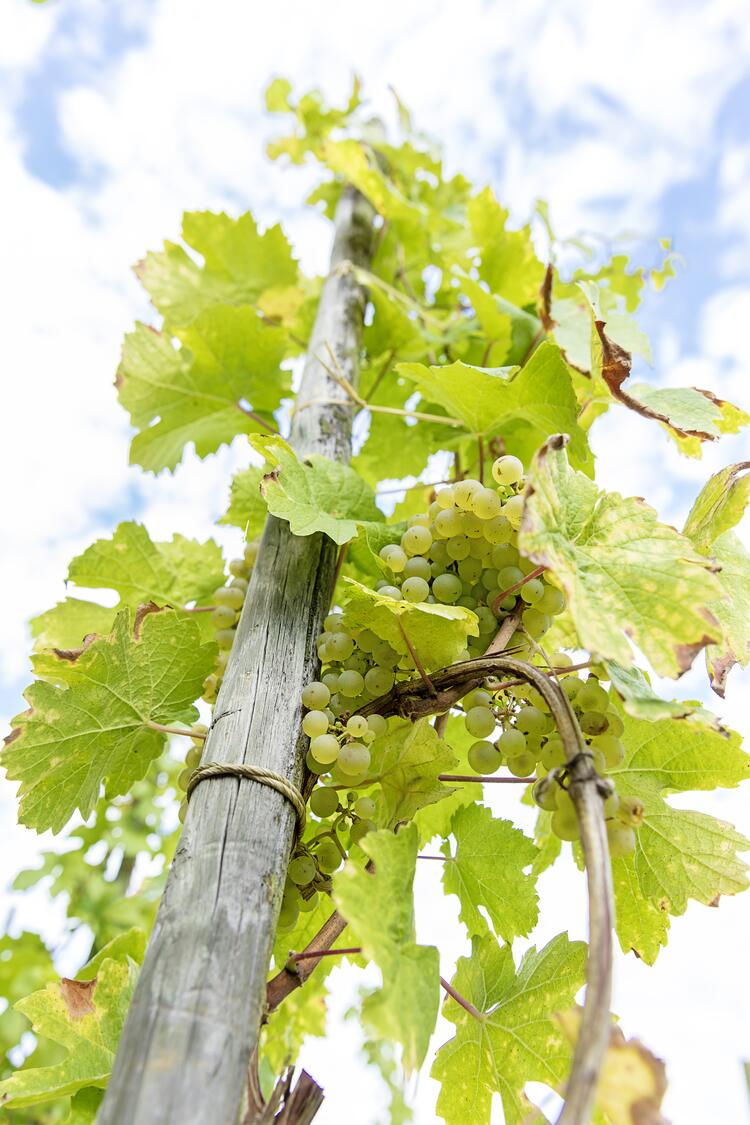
(99, 185, 374, 1125)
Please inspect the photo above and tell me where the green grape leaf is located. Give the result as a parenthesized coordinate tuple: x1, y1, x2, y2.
(68, 522, 225, 610)
(468, 186, 545, 308)
(683, 464, 750, 693)
(135, 210, 297, 327)
(455, 274, 512, 366)
(30, 600, 117, 653)
(364, 287, 429, 361)
(413, 715, 481, 844)
(519, 435, 721, 677)
(342, 578, 478, 671)
(354, 407, 448, 488)
(398, 341, 592, 472)
(262, 973, 328, 1076)
(333, 824, 439, 1072)
(3, 608, 216, 833)
(608, 708, 750, 962)
(249, 435, 383, 545)
(595, 320, 749, 451)
(0, 957, 137, 1109)
(324, 140, 425, 231)
(605, 661, 723, 731)
(67, 1087, 104, 1123)
(218, 465, 267, 536)
(77, 929, 147, 981)
(442, 804, 539, 941)
(432, 932, 586, 1125)
(346, 521, 408, 584)
(117, 307, 289, 472)
(369, 718, 459, 829)
(0, 934, 56, 1071)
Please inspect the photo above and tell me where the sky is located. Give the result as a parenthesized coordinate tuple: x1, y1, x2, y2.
(1, 0, 749, 1121)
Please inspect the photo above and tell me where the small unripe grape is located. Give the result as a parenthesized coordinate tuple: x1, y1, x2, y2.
(430, 541, 450, 567)
(212, 605, 237, 629)
(302, 681, 331, 710)
(499, 566, 524, 589)
(244, 540, 259, 567)
(403, 556, 432, 581)
(338, 670, 364, 698)
(380, 544, 407, 572)
(618, 796, 645, 828)
(316, 842, 343, 874)
(350, 818, 376, 845)
(436, 487, 456, 509)
(562, 676, 582, 700)
(492, 455, 524, 486)
(215, 649, 230, 674)
(503, 495, 525, 528)
(202, 673, 219, 700)
(372, 641, 399, 667)
(533, 776, 559, 810)
(401, 576, 430, 603)
(592, 734, 625, 768)
(343, 652, 368, 674)
(432, 573, 463, 604)
(302, 710, 329, 738)
(228, 558, 249, 579)
(491, 543, 519, 569)
(178, 799, 188, 823)
(367, 713, 388, 737)
(605, 711, 625, 737)
(483, 513, 513, 544)
(507, 751, 537, 777)
(323, 612, 344, 632)
(516, 706, 546, 735)
(338, 742, 371, 776)
(299, 892, 319, 912)
(434, 508, 462, 539)
(469, 536, 493, 559)
(186, 746, 202, 769)
(465, 706, 496, 739)
(178, 767, 193, 791)
(607, 821, 636, 857)
(520, 578, 545, 605)
(306, 750, 329, 774)
(578, 681, 610, 712)
(215, 585, 245, 610)
(353, 796, 376, 819)
(215, 628, 236, 651)
(470, 486, 503, 520)
(365, 666, 394, 695)
(230, 576, 249, 594)
(321, 672, 340, 693)
(498, 728, 526, 756)
(464, 689, 491, 709)
(468, 740, 502, 774)
(327, 632, 355, 661)
(288, 856, 317, 885)
(402, 525, 433, 557)
(459, 511, 484, 539)
(603, 791, 621, 819)
(453, 478, 482, 510)
(540, 737, 566, 769)
(277, 896, 299, 931)
(191, 722, 208, 741)
(539, 586, 566, 615)
(522, 608, 550, 638)
(552, 808, 580, 841)
(378, 584, 402, 600)
(310, 787, 339, 818)
(446, 535, 471, 561)
(346, 714, 369, 738)
(310, 734, 340, 765)
(580, 711, 609, 736)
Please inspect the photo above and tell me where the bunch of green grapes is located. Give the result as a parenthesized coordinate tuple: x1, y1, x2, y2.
(456, 669, 642, 856)
(201, 539, 259, 704)
(300, 676, 388, 784)
(176, 723, 209, 822)
(279, 791, 379, 931)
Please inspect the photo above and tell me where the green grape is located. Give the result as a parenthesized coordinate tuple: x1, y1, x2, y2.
(432, 572, 463, 603)
(469, 535, 493, 558)
(321, 672, 340, 693)
(540, 737, 566, 769)
(577, 681, 610, 712)
(402, 525, 433, 556)
(618, 796, 645, 827)
(186, 746, 202, 769)
(350, 819, 375, 845)
(465, 706, 495, 739)
(353, 797, 376, 819)
(480, 568, 499, 592)
(215, 628, 236, 651)
(228, 558, 249, 579)
(459, 511, 484, 539)
(580, 711, 609, 735)
(562, 676, 582, 700)
(551, 808, 580, 841)
(178, 799, 187, 823)
(603, 791, 620, 819)
(230, 576, 249, 594)
(378, 584, 402, 600)
(306, 750, 329, 774)
(492, 455, 523, 486)
(470, 486, 503, 519)
(343, 653, 367, 675)
(515, 705, 546, 735)
(464, 689, 491, 709)
(401, 576, 430, 602)
(324, 612, 345, 632)
(346, 715, 369, 738)
(498, 565, 523, 589)
(364, 667, 393, 695)
(302, 681, 331, 709)
(302, 710, 329, 738)
(338, 742, 371, 776)
(191, 722, 208, 741)
(457, 557, 483, 584)
(539, 586, 565, 615)
(605, 710, 625, 737)
(379, 544, 408, 572)
(532, 777, 558, 811)
(277, 896, 299, 931)
(503, 494, 524, 528)
(607, 821, 636, 857)
(327, 632, 355, 661)
(507, 751, 537, 777)
(592, 734, 625, 768)
(202, 673, 219, 701)
(177, 767, 193, 791)
(475, 606, 497, 634)
(372, 641, 399, 667)
(367, 713, 388, 737)
(435, 486, 455, 509)
(215, 585, 245, 610)
(498, 728, 526, 756)
(490, 544, 519, 570)
(309, 734, 340, 765)
(453, 478, 482, 510)
(244, 541, 259, 567)
(467, 740, 502, 774)
(508, 629, 530, 653)
(522, 608, 550, 638)
(483, 513, 513, 545)
(429, 540, 450, 567)
(446, 535, 471, 561)
(338, 670, 365, 698)
(288, 856, 317, 885)
(316, 841, 343, 874)
(299, 892, 319, 912)
(458, 596, 477, 609)
(520, 578, 544, 605)
(403, 556, 432, 581)
(216, 649, 230, 674)
(310, 787, 339, 818)
(212, 605, 237, 629)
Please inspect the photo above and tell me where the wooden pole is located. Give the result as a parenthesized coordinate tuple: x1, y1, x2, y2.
(99, 186, 374, 1125)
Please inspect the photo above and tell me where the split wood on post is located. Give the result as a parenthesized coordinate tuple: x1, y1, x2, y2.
(99, 185, 375, 1125)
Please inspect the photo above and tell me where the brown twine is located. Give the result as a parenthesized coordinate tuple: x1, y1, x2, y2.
(186, 763, 306, 831)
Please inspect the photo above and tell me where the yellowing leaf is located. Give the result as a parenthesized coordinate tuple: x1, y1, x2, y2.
(218, 465, 267, 535)
(556, 1008, 668, 1125)
(250, 434, 383, 545)
(468, 186, 544, 308)
(519, 436, 721, 677)
(117, 307, 289, 472)
(3, 608, 216, 833)
(442, 804, 539, 941)
(369, 718, 459, 828)
(342, 578, 478, 671)
(333, 825, 439, 1072)
(135, 209, 297, 327)
(432, 932, 586, 1125)
(30, 599, 117, 653)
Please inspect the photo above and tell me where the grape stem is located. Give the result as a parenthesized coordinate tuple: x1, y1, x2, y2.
(438, 774, 533, 784)
(490, 565, 546, 616)
(289, 946, 361, 963)
(397, 620, 436, 694)
(440, 975, 485, 1023)
(145, 721, 205, 739)
(483, 610, 522, 657)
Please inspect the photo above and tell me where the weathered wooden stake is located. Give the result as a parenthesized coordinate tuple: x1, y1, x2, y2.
(99, 186, 374, 1125)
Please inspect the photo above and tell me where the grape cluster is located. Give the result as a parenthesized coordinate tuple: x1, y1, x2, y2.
(201, 539, 260, 703)
(176, 723, 208, 822)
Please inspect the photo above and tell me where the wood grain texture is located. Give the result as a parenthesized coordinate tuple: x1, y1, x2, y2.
(99, 186, 374, 1125)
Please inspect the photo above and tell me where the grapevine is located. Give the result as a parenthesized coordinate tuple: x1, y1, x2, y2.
(1, 76, 749, 1125)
